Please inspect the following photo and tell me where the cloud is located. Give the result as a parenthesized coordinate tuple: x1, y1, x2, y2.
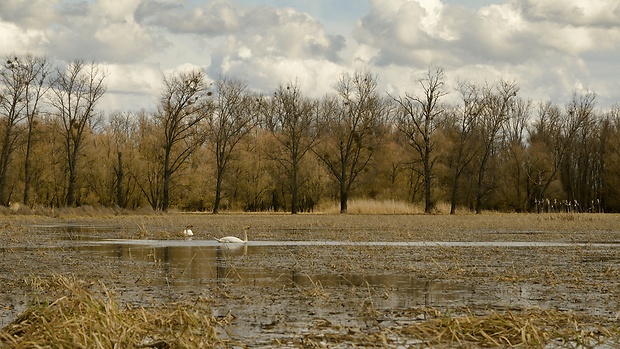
(355, 0, 540, 66)
(2, 0, 619, 112)
(211, 55, 344, 98)
(349, 0, 620, 108)
(240, 7, 345, 61)
(135, 0, 240, 36)
(354, 0, 431, 66)
(0, 22, 47, 55)
(356, 0, 620, 65)
(100, 62, 164, 112)
(0, 0, 164, 63)
(137, 0, 345, 63)
(518, 0, 620, 27)
(0, 0, 60, 29)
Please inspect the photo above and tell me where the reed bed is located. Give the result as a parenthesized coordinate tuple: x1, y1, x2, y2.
(0, 275, 227, 348)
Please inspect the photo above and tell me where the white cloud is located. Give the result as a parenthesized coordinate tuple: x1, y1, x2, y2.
(98, 62, 163, 112)
(1, 0, 164, 63)
(0, 0, 60, 29)
(135, 0, 240, 36)
(0, 22, 47, 55)
(350, 0, 620, 108)
(138, 1, 345, 63)
(518, 0, 620, 27)
(214, 55, 344, 98)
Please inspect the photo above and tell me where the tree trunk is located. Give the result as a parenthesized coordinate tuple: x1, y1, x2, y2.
(340, 189, 348, 214)
(291, 162, 299, 214)
(162, 170, 170, 211)
(0, 127, 13, 205)
(23, 124, 34, 206)
(449, 146, 465, 215)
(67, 165, 76, 207)
(450, 178, 459, 215)
(423, 145, 433, 213)
(475, 155, 487, 214)
(340, 157, 348, 214)
(116, 151, 125, 208)
(213, 172, 223, 214)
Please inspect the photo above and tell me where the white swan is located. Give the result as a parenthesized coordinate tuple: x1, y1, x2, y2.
(183, 226, 194, 237)
(215, 226, 249, 243)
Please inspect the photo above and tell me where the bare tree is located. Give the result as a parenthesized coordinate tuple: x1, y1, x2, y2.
(500, 97, 532, 211)
(526, 101, 563, 205)
(446, 81, 482, 214)
(601, 104, 620, 211)
(527, 91, 596, 207)
(21, 56, 52, 206)
(155, 69, 210, 211)
(314, 70, 388, 213)
(559, 91, 598, 205)
(48, 60, 107, 206)
(132, 112, 163, 209)
(206, 76, 255, 214)
(393, 67, 447, 213)
(474, 80, 518, 213)
(107, 111, 140, 208)
(261, 81, 318, 214)
(0, 56, 27, 205)
(0, 55, 51, 205)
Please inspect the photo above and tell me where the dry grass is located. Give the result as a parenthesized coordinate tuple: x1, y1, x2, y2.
(0, 204, 162, 217)
(321, 199, 426, 214)
(0, 275, 227, 348)
(397, 308, 619, 348)
(319, 199, 478, 215)
(299, 307, 620, 348)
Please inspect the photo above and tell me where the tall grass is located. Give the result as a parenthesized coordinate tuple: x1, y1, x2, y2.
(319, 199, 423, 214)
(319, 199, 476, 215)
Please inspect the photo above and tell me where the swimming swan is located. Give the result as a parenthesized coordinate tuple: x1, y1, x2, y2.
(215, 226, 249, 243)
(183, 226, 194, 237)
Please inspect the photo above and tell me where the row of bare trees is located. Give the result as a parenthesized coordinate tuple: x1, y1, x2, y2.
(1, 54, 619, 213)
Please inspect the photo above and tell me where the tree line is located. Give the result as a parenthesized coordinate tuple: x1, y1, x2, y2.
(1, 54, 619, 213)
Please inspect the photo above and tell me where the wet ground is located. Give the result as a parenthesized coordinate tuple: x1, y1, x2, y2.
(1, 213, 619, 347)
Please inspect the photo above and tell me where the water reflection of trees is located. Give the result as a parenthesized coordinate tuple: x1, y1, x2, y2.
(80, 243, 479, 308)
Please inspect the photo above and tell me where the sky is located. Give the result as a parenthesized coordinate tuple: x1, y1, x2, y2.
(1, 0, 619, 112)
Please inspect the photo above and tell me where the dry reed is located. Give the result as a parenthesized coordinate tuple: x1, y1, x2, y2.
(398, 307, 619, 348)
(299, 307, 619, 348)
(0, 275, 227, 348)
(321, 199, 426, 215)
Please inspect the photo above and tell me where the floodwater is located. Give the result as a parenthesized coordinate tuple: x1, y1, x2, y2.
(2, 219, 620, 347)
(83, 239, 481, 297)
